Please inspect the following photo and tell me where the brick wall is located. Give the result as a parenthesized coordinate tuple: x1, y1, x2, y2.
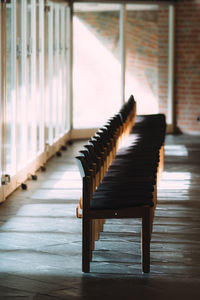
(175, 0, 200, 134)
(125, 10, 160, 115)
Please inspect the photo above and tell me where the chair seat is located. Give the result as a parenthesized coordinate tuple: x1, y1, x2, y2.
(91, 192, 154, 210)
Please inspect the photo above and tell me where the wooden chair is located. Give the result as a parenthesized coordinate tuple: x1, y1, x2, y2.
(76, 154, 153, 273)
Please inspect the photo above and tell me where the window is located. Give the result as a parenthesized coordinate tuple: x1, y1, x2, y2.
(1, 0, 71, 202)
(45, 2, 70, 144)
(36, 0, 44, 153)
(73, 2, 173, 129)
(73, 3, 122, 128)
(16, 0, 26, 170)
(45, 1, 53, 145)
(27, 0, 37, 160)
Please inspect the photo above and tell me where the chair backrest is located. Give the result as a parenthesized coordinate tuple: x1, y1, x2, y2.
(75, 156, 91, 178)
(76, 95, 137, 211)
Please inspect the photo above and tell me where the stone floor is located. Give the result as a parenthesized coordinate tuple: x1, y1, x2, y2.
(0, 134, 200, 299)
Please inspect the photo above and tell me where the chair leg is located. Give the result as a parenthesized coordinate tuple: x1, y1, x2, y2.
(153, 183, 157, 208)
(100, 219, 106, 232)
(150, 185, 157, 237)
(141, 207, 151, 273)
(91, 220, 96, 250)
(99, 219, 103, 232)
(150, 207, 154, 239)
(95, 220, 100, 241)
(82, 218, 92, 273)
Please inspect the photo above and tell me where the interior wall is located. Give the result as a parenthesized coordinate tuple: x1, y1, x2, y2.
(175, 0, 200, 134)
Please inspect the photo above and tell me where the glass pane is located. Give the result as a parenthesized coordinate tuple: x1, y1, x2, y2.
(6, 5, 12, 172)
(5, 3, 16, 175)
(27, 0, 34, 159)
(73, 3, 121, 128)
(52, 5, 57, 139)
(0, 8, 1, 181)
(16, 0, 25, 170)
(60, 8, 67, 136)
(125, 4, 169, 118)
(45, 3, 69, 144)
(36, 0, 43, 153)
(58, 8, 63, 135)
(64, 7, 69, 131)
(45, 2, 53, 145)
